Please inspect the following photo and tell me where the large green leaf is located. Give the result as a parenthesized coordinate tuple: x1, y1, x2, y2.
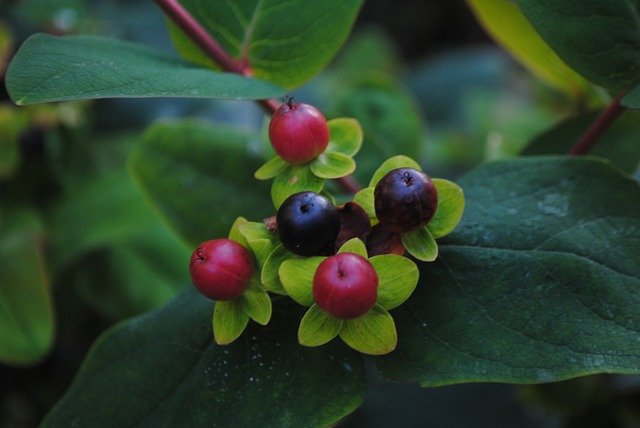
(129, 120, 272, 247)
(42, 290, 365, 426)
(0, 210, 53, 366)
(5, 33, 284, 105)
(517, 0, 640, 92)
(378, 157, 640, 386)
(522, 111, 640, 174)
(466, 0, 591, 97)
(168, 0, 364, 89)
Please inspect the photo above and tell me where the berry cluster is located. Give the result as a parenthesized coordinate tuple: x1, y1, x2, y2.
(189, 101, 465, 354)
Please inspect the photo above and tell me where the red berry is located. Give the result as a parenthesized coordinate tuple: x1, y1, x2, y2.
(374, 167, 438, 234)
(313, 253, 378, 319)
(268, 101, 330, 165)
(189, 239, 254, 301)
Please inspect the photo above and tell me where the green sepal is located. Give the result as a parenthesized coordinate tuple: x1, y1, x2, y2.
(298, 304, 343, 347)
(353, 187, 377, 225)
(427, 179, 465, 239)
(228, 217, 250, 248)
(279, 256, 325, 306)
(369, 255, 419, 310)
(339, 305, 397, 355)
(238, 221, 279, 267)
(401, 225, 438, 262)
(327, 118, 363, 157)
(240, 285, 272, 326)
(212, 300, 250, 345)
(369, 155, 422, 187)
(255, 156, 289, 180)
(309, 152, 356, 179)
(261, 244, 295, 295)
(271, 165, 324, 209)
(337, 238, 368, 258)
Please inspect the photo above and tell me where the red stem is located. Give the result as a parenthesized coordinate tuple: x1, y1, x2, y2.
(569, 90, 627, 156)
(154, 0, 361, 191)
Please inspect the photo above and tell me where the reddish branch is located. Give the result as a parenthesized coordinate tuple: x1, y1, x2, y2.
(154, 0, 361, 192)
(569, 90, 627, 156)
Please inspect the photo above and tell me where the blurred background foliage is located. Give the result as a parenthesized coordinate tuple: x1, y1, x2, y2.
(0, 0, 638, 427)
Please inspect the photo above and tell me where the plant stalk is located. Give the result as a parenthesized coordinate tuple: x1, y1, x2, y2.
(569, 90, 627, 156)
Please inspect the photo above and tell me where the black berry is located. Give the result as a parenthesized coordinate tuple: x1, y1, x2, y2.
(276, 191, 340, 256)
(374, 168, 438, 234)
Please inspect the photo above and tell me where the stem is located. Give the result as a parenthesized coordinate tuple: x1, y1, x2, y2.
(569, 90, 627, 156)
(155, 0, 361, 191)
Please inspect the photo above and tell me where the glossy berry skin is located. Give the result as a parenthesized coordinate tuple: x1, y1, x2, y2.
(189, 239, 254, 301)
(268, 102, 330, 165)
(277, 191, 340, 256)
(374, 168, 438, 234)
(313, 253, 378, 319)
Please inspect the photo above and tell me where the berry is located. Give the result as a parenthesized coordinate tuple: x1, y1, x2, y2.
(189, 239, 254, 301)
(374, 167, 438, 234)
(277, 191, 340, 256)
(268, 101, 330, 164)
(313, 252, 378, 319)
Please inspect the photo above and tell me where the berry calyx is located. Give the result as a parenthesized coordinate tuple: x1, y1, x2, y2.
(268, 101, 330, 165)
(313, 252, 378, 319)
(276, 191, 340, 256)
(189, 239, 254, 301)
(374, 167, 438, 234)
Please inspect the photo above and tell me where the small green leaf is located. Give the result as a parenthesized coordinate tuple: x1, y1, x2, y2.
(427, 179, 465, 239)
(370, 255, 419, 310)
(6, 34, 284, 105)
(298, 304, 343, 347)
(327, 118, 363, 157)
(271, 165, 324, 208)
(340, 305, 397, 355)
(238, 222, 279, 267)
(369, 155, 422, 187)
(254, 156, 289, 180)
(279, 257, 325, 306)
(261, 244, 294, 295)
(353, 187, 377, 223)
(228, 217, 250, 248)
(309, 152, 356, 179)
(213, 300, 250, 345)
(337, 238, 368, 258)
(402, 226, 438, 262)
(240, 288, 272, 326)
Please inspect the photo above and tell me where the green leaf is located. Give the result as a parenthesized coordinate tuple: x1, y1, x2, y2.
(271, 165, 324, 209)
(466, 0, 591, 97)
(427, 179, 465, 239)
(401, 226, 438, 262)
(261, 244, 294, 295)
(228, 217, 250, 248)
(331, 74, 423, 183)
(238, 221, 279, 267)
(279, 257, 325, 306)
(240, 287, 272, 326)
(340, 305, 397, 355)
(369, 255, 419, 311)
(42, 290, 365, 426)
(369, 155, 422, 187)
(353, 187, 377, 223)
(254, 156, 288, 180)
(0, 210, 53, 366)
(309, 152, 356, 179)
(327, 118, 363, 157)
(213, 299, 250, 345)
(522, 110, 640, 174)
(168, 0, 364, 89)
(337, 238, 368, 257)
(517, 0, 640, 91)
(5, 34, 284, 105)
(130, 120, 272, 247)
(378, 157, 640, 386)
(298, 304, 343, 347)
(0, 106, 26, 178)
